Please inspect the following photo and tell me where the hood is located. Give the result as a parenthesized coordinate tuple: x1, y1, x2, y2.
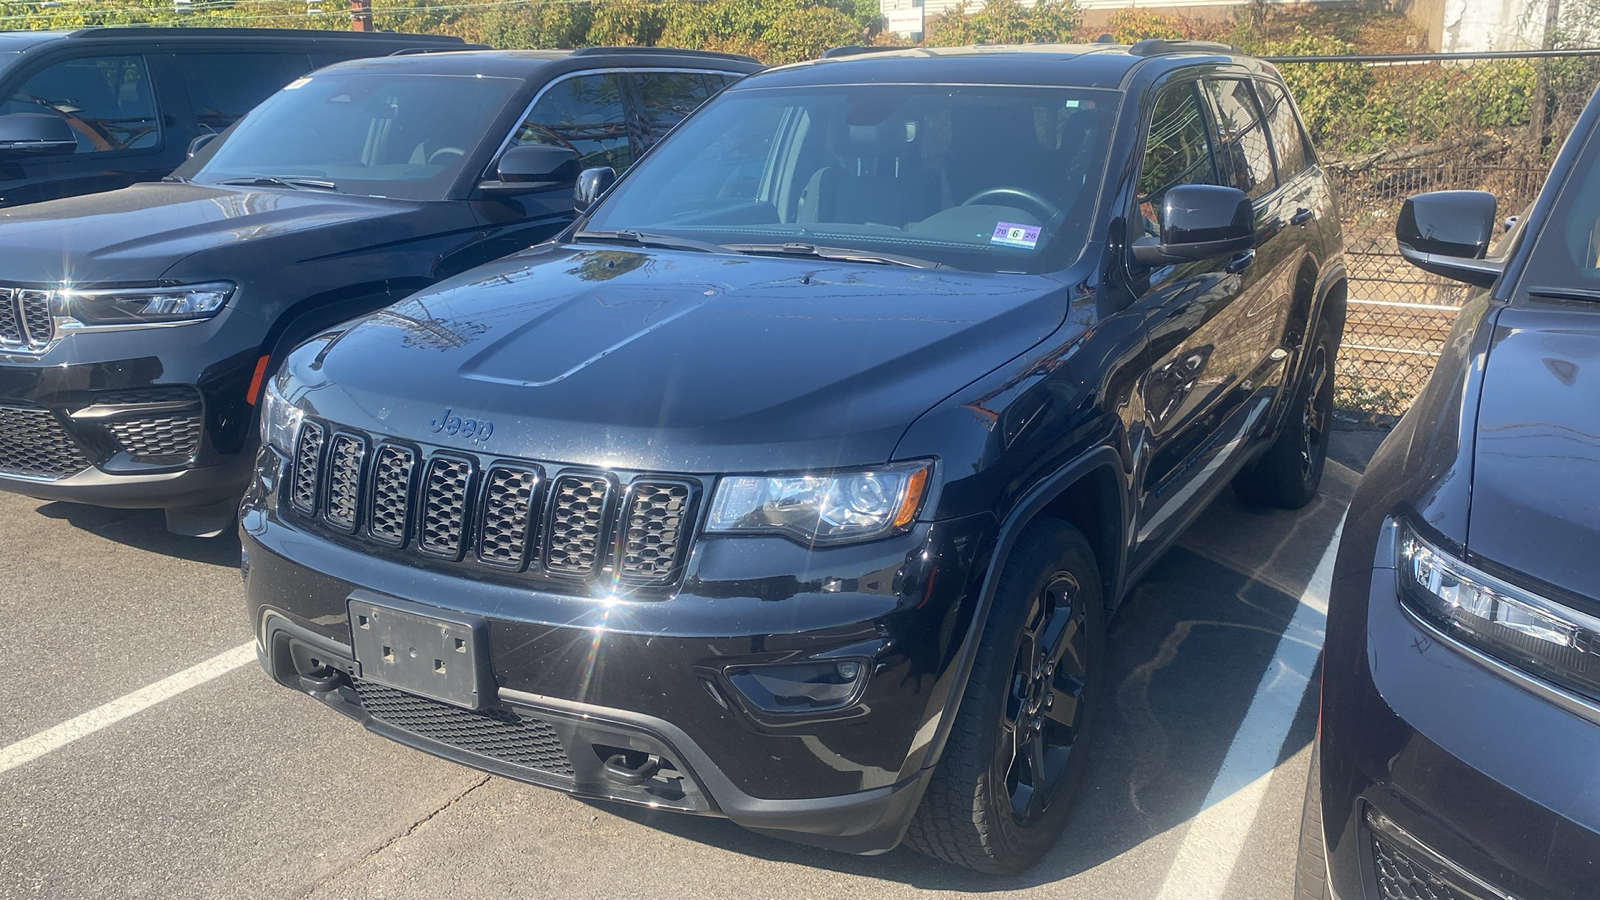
(0, 182, 417, 284)
(1470, 304, 1600, 605)
(287, 245, 1078, 473)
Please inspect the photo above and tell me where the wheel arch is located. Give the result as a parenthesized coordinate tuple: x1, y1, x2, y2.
(923, 446, 1131, 771)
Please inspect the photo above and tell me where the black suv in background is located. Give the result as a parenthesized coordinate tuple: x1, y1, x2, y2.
(0, 48, 757, 535)
(243, 42, 1345, 873)
(1298, 89, 1600, 900)
(0, 27, 474, 207)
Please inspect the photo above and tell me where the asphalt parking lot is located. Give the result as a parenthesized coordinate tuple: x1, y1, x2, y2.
(0, 427, 1382, 900)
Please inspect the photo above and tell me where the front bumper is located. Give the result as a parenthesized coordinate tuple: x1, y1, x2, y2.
(0, 309, 264, 517)
(241, 456, 996, 854)
(1319, 560, 1600, 899)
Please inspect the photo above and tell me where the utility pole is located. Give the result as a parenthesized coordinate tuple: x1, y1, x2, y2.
(1530, 0, 1561, 157)
(349, 0, 372, 32)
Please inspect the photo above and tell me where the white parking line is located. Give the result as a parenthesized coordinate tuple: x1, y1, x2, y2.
(0, 642, 256, 777)
(1153, 517, 1343, 900)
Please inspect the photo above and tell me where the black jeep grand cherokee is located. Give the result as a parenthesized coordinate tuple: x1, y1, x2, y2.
(243, 41, 1346, 873)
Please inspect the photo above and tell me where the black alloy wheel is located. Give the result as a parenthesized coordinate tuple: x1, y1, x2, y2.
(905, 518, 1104, 874)
(1002, 572, 1090, 825)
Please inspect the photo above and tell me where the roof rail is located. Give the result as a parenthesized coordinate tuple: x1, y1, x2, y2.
(821, 45, 904, 59)
(67, 26, 465, 41)
(389, 46, 481, 56)
(569, 46, 761, 65)
(1127, 38, 1238, 57)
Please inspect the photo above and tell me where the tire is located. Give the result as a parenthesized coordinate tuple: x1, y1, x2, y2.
(1233, 319, 1337, 509)
(904, 518, 1105, 874)
(1294, 739, 1332, 900)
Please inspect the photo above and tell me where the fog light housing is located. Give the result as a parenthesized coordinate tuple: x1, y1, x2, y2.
(726, 660, 868, 714)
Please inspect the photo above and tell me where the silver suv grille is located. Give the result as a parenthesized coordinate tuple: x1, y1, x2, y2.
(285, 421, 698, 590)
(0, 289, 54, 351)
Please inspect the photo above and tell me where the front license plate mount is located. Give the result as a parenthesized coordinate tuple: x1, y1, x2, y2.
(347, 591, 494, 710)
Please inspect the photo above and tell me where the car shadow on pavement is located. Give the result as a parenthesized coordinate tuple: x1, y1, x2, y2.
(30, 501, 241, 568)
(595, 450, 1359, 891)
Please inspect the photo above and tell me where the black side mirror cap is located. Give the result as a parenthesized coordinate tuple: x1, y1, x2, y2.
(0, 113, 77, 158)
(481, 144, 580, 190)
(1131, 184, 1255, 266)
(1396, 190, 1503, 287)
(187, 133, 220, 159)
(574, 166, 617, 211)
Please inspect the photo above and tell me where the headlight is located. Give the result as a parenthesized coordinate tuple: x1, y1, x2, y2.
(707, 461, 932, 545)
(259, 378, 303, 457)
(56, 281, 234, 327)
(1398, 522, 1600, 701)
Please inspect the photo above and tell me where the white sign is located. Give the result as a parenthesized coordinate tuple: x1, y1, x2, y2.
(886, 6, 924, 36)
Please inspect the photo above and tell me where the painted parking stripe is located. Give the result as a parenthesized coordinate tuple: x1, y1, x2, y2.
(0, 642, 255, 777)
(1153, 516, 1343, 900)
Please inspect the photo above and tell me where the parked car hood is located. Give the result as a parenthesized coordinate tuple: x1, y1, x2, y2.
(286, 244, 1078, 473)
(1471, 304, 1600, 605)
(0, 182, 421, 284)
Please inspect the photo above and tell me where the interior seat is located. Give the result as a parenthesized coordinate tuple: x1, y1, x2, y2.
(796, 117, 938, 228)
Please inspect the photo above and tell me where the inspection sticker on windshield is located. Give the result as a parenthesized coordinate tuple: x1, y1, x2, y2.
(991, 222, 1040, 249)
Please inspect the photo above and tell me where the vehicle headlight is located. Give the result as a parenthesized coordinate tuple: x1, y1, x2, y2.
(56, 281, 234, 327)
(1398, 522, 1600, 701)
(707, 461, 932, 545)
(259, 378, 303, 457)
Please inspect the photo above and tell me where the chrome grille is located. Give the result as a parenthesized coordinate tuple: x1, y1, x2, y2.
(478, 466, 539, 568)
(367, 445, 415, 546)
(419, 456, 473, 558)
(105, 413, 202, 461)
(545, 475, 610, 577)
(17, 291, 52, 349)
(324, 433, 366, 532)
(0, 406, 89, 479)
(0, 290, 21, 348)
(290, 422, 325, 514)
(284, 421, 694, 590)
(619, 482, 691, 582)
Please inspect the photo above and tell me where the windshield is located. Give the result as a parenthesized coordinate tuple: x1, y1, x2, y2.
(583, 83, 1119, 274)
(182, 72, 522, 201)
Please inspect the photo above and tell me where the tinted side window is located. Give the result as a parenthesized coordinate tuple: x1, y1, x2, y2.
(633, 71, 716, 144)
(180, 54, 297, 133)
(1137, 82, 1218, 234)
(1, 56, 159, 154)
(512, 73, 631, 171)
(1203, 79, 1274, 200)
(1257, 80, 1311, 179)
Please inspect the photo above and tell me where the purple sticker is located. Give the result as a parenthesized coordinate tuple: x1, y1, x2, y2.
(991, 221, 1041, 249)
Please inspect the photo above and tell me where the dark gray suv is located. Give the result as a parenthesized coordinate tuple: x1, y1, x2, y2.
(0, 48, 758, 534)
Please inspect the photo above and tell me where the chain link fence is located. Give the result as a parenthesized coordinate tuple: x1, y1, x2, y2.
(1273, 50, 1600, 416)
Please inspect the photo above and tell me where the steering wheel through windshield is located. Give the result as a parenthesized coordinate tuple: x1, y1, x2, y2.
(961, 186, 1063, 226)
(427, 147, 465, 166)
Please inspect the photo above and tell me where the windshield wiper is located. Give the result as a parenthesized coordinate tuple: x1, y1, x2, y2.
(722, 242, 941, 269)
(574, 229, 728, 254)
(1526, 285, 1600, 303)
(216, 175, 339, 191)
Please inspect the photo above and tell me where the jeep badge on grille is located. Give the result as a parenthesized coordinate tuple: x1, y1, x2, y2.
(428, 409, 493, 445)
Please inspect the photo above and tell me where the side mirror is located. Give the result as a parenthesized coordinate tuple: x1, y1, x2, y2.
(574, 166, 617, 210)
(187, 133, 220, 159)
(0, 114, 77, 158)
(1396, 190, 1502, 288)
(1132, 185, 1254, 267)
(481, 144, 579, 190)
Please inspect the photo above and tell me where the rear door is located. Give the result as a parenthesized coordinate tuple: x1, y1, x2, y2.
(0, 51, 172, 207)
(172, 51, 307, 140)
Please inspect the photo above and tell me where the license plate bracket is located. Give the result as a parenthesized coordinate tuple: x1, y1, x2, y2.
(347, 591, 494, 710)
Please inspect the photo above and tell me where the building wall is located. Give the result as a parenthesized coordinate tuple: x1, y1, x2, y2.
(1402, 0, 1558, 52)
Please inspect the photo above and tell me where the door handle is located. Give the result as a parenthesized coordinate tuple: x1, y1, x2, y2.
(1290, 207, 1314, 227)
(1226, 249, 1256, 274)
